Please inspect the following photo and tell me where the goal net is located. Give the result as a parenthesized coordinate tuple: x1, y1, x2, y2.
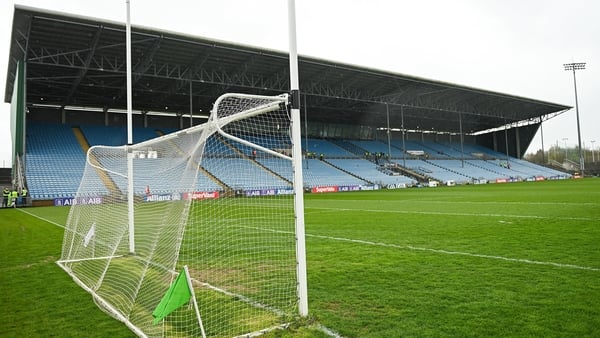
(57, 93, 303, 337)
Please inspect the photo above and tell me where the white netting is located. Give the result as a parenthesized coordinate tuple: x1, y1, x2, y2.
(58, 93, 300, 337)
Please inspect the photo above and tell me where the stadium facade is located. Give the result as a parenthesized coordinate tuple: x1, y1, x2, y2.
(4, 5, 573, 204)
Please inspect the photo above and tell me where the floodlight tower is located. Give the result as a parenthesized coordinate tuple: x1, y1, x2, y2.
(564, 62, 586, 176)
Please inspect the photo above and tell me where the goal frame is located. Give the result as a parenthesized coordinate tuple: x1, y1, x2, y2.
(57, 91, 307, 337)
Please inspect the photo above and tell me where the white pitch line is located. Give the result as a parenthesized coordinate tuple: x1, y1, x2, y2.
(420, 200, 599, 206)
(236, 224, 599, 272)
(322, 199, 599, 207)
(308, 206, 599, 222)
(307, 233, 600, 272)
(17, 208, 66, 229)
(315, 324, 344, 338)
(23, 207, 598, 273)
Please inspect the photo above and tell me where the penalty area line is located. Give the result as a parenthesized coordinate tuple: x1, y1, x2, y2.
(307, 233, 600, 272)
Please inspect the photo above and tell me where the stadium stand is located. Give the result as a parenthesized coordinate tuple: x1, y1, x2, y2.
(403, 159, 472, 183)
(201, 158, 290, 190)
(205, 136, 239, 156)
(302, 159, 365, 187)
(303, 138, 355, 157)
(346, 140, 404, 158)
(257, 158, 294, 182)
(428, 159, 504, 182)
(326, 158, 415, 186)
(419, 141, 464, 159)
(7, 6, 575, 204)
(23, 122, 570, 201)
(25, 123, 87, 199)
(80, 125, 161, 146)
(94, 158, 222, 195)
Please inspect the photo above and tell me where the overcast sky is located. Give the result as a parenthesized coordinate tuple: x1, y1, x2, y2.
(1, 0, 599, 167)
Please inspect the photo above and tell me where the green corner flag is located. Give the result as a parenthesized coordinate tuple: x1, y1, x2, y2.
(152, 268, 192, 324)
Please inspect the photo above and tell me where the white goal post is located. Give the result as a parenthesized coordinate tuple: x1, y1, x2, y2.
(57, 92, 307, 337)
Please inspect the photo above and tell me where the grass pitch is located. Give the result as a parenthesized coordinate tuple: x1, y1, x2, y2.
(1, 178, 599, 337)
(305, 179, 599, 337)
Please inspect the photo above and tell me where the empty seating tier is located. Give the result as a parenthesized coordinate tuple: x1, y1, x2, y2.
(24, 125, 570, 200)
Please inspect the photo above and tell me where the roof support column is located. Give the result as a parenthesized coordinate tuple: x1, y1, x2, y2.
(515, 127, 521, 159)
(401, 106, 406, 168)
(504, 121, 510, 164)
(459, 112, 464, 168)
(189, 79, 193, 127)
(304, 94, 309, 170)
(386, 103, 391, 162)
(493, 132, 498, 152)
(125, 0, 133, 145)
(104, 106, 109, 126)
(540, 118, 546, 164)
(142, 111, 148, 128)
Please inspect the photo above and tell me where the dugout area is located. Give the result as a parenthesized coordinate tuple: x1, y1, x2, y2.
(4, 5, 572, 194)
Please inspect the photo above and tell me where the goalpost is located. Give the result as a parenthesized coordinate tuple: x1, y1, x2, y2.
(57, 92, 307, 337)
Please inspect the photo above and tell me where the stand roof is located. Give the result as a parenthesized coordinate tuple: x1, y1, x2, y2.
(5, 5, 570, 135)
